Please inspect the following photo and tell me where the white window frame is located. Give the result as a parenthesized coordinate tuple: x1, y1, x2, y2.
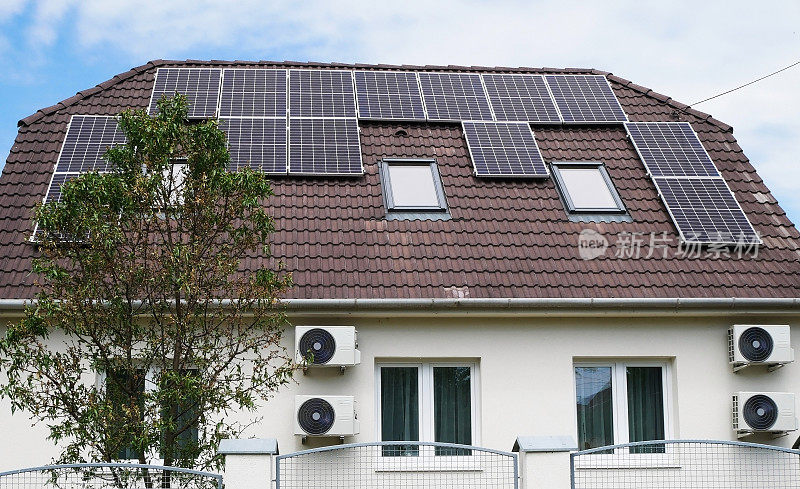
(375, 361, 480, 447)
(379, 159, 448, 213)
(97, 365, 199, 463)
(573, 360, 673, 450)
(551, 161, 626, 214)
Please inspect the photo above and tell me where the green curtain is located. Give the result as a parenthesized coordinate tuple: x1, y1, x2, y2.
(106, 368, 146, 460)
(575, 367, 614, 450)
(626, 367, 665, 453)
(381, 367, 419, 456)
(160, 369, 200, 459)
(434, 366, 472, 455)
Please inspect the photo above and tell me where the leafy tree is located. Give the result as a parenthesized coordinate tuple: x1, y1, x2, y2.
(0, 95, 296, 469)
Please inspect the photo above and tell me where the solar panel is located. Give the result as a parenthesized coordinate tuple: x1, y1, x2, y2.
(288, 118, 363, 175)
(462, 121, 548, 178)
(221, 118, 287, 173)
(418, 72, 494, 121)
(653, 177, 760, 244)
(219, 69, 287, 118)
(288, 70, 357, 118)
(148, 68, 221, 118)
(55, 115, 127, 173)
(354, 71, 425, 120)
(625, 122, 720, 177)
(545, 75, 627, 123)
(44, 172, 82, 203)
(482, 74, 561, 123)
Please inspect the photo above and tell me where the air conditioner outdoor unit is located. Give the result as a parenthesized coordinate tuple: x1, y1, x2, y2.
(295, 326, 361, 367)
(733, 392, 797, 437)
(294, 395, 359, 438)
(728, 325, 794, 372)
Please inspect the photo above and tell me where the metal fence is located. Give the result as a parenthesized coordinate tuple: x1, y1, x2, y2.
(276, 441, 518, 489)
(0, 464, 222, 489)
(571, 439, 800, 489)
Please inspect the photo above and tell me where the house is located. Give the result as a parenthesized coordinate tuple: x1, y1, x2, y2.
(1, 60, 799, 483)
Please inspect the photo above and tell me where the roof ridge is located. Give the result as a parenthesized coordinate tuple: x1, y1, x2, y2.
(17, 59, 171, 128)
(16, 60, 732, 135)
(596, 69, 733, 133)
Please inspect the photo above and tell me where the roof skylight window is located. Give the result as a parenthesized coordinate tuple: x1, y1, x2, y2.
(380, 159, 448, 214)
(552, 162, 625, 214)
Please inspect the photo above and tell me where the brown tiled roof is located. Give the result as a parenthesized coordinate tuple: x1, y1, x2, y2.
(1, 60, 799, 300)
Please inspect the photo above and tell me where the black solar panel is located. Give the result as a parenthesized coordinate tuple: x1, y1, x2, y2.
(219, 69, 287, 118)
(545, 75, 627, 123)
(149, 68, 221, 119)
(625, 122, 720, 177)
(288, 70, 357, 118)
(288, 118, 363, 175)
(462, 121, 548, 178)
(654, 177, 760, 244)
(44, 172, 81, 203)
(354, 71, 425, 120)
(482, 74, 561, 123)
(221, 118, 287, 173)
(55, 115, 127, 173)
(418, 72, 494, 121)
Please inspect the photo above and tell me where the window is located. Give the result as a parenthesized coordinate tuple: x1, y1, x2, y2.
(377, 362, 477, 456)
(379, 159, 448, 213)
(162, 160, 188, 206)
(104, 367, 199, 460)
(574, 362, 670, 453)
(106, 368, 146, 460)
(552, 162, 625, 213)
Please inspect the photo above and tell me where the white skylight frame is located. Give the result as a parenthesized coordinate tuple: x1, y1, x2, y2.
(551, 161, 626, 214)
(379, 158, 448, 213)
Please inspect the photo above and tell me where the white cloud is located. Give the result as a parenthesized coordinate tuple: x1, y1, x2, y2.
(0, 0, 27, 21)
(27, 0, 75, 47)
(8, 0, 800, 220)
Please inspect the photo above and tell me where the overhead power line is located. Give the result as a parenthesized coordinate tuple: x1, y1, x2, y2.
(691, 59, 800, 106)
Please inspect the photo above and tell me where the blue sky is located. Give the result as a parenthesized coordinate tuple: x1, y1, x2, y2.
(1, 1, 799, 225)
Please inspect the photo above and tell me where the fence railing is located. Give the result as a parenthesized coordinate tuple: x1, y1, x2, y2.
(275, 441, 518, 489)
(571, 439, 800, 489)
(0, 463, 222, 489)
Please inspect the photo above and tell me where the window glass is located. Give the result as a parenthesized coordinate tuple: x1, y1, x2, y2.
(381, 366, 419, 456)
(575, 366, 614, 450)
(159, 369, 200, 459)
(106, 368, 146, 460)
(162, 162, 188, 206)
(626, 367, 665, 454)
(387, 165, 440, 208)
(558, 167, 618, 210)
(434, 366, 472, 455)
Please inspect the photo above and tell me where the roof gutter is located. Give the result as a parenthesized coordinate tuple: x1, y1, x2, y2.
(1, 297, 799, 318)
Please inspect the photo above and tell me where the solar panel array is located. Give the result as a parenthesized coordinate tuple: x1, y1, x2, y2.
(289, 70, 357, 118)
(288, 118, 363, 175)
(219, 69, 287, 118)
(44, 115, 127, 204)
(654, 177, 760, 244)
(149, 68, 222, 119)
(462, 121, 548, 177)
(545, 74, 627, 123)
(354, 71, 425, 120)
(418, 72, 494, 121)
(222, 118, 287, 173)
(482, 74, 561, 123)
(625, 122, 719, 177)
(624, 121, 758, 244)
(55, 115, 127, 173)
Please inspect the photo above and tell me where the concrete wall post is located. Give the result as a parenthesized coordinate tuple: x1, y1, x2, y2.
(513, 435, 577, 489)
(218, 438, 279, 489)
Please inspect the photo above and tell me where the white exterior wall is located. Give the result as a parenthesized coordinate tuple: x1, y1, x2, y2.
(1, 312, 799, 471)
